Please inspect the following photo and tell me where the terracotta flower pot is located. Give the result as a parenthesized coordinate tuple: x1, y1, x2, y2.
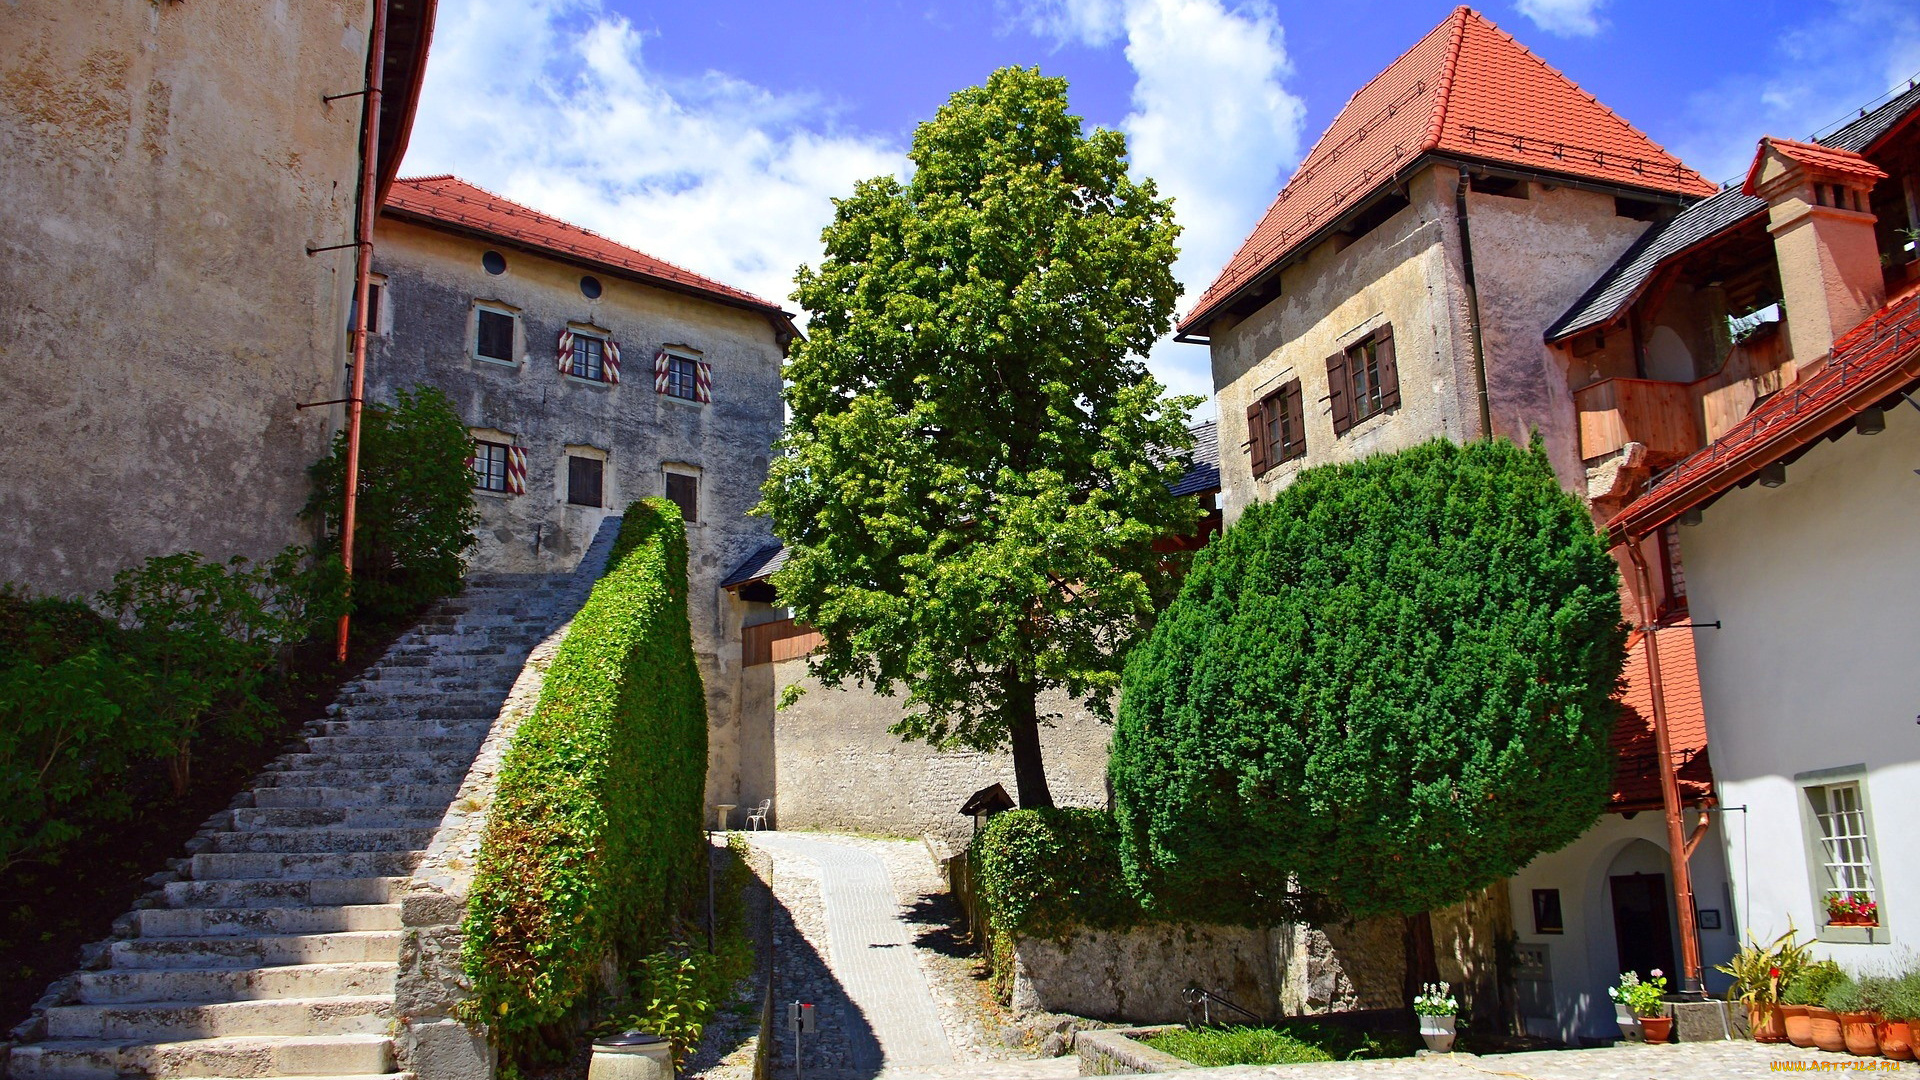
(1840, 1012, 1880, 1056)
(1640, 1015, 1674, 1044)
(1810, 1007, 1847, 1053)
(1827, 913, 1879, 927)
(1748, 1002, 1787, 1043)
(1876, 1018, 1914, 1061)
(1783, 1004, 1814, 1047)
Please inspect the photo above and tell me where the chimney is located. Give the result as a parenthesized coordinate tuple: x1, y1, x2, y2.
(1742, 137, 1888, 366)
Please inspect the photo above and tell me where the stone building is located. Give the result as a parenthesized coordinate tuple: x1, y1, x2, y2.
(1178, 7, 1739, 1039)
(366, 175, 795, 811)
(0, 0, 433, 596)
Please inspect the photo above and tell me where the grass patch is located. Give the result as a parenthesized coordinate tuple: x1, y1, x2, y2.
(1140, 1022, 1418, 1067)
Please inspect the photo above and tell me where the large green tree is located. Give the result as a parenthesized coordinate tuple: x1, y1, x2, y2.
(761, 67, 1197, 807)
(1110, 438, 1626, 919)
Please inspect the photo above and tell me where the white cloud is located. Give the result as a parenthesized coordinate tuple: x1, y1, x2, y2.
(1670, 0, 1920, 183)
(401, 0, 905, 315)
(1513, 0, 1607, 38)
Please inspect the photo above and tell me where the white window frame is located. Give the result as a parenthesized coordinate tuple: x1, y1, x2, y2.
(1797, 765, 1888, 945)
(564, 328, 611, 384)
(472, 301, 520, 366)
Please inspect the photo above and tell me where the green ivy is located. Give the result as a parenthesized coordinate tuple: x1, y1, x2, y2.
(461, 500, 709, 1049)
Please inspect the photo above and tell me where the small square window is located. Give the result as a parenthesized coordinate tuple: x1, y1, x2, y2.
(1531, 889, 1564, 934)
(476, 309, 515, 362)
(567, 455, 604, 508)
(473, 440, 510, 493)
(569, 335, 607, 382)
(665, 472, 698, 522)
(665, 354, 700, 400)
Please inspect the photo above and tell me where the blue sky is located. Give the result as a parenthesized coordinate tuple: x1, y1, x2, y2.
(402, 0, 1920, 408)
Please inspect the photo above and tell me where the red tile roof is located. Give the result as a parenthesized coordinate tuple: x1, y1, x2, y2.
(1610, 625, 1713, 812)
(1180, 6, 1715, 335)
(1609, 283, 1920, 541)
(383, 176, 790, 318)
(1741, 136, 1890, 196)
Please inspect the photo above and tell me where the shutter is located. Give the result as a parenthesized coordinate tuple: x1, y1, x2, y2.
(604, 339, 621, 385)
(1245, 400, 1269, 476)
(1326, 351, 1352, 435)
(1375, 325, 1400, 410)
(505, 446, 528, 496)
(695, 360, 713, 403)
(654, 349, 671, 394)
(1284, 381, 1307, 462)
(556, 329, 574, 375)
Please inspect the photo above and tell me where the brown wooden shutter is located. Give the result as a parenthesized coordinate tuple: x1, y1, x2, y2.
(1284, 380, 1307, 461)
(1375, 324, 1400, 410)
(1246, 399, 1270, 476)
(1326, 351, 1352, 435)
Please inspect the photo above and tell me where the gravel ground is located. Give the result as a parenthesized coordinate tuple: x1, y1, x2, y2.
(1181, 1040, 1915, 1078)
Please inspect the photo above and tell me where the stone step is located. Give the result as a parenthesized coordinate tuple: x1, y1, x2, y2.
(189, 851, 416, 881)
(310, 718, 492, 739)
(161, 878, 406, 910)
(248, 785, 459, 809)
(74, 962, 397, 1004)
(6, 1033, 394, 1078)
(301, 734, 481, 755)
(233, 805, 445, 830)
(111, 931, 402, 970)
(204, 828, 435, 855)
(252, 769, 455, 789)
(45, 995, 393, 1040)
(137, 904, 402, 938)
(277, 750, 475, 772)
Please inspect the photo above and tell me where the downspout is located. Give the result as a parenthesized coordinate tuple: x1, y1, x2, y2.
(1623, 537, 1706, 999)
(1454, 168, 1494, 440)
(336, 0, 388, 662)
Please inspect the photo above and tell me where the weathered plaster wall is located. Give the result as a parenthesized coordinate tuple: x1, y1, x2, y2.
(0, 0, 371, 595)
(367, 217, 786, 811)
(1208, 167, 1478, 523)
(770, 659, 1112, 844)
(1460, 182, 1654, 489)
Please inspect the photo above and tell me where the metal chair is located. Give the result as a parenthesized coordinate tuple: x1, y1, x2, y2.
(745, 799, 772, 831)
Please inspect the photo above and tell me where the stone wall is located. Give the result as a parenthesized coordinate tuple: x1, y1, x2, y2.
(769, 659, 1113, 845)
(0, 0, 373, 596)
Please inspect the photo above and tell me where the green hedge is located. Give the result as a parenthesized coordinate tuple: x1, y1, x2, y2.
(461, 500, 709, 1039)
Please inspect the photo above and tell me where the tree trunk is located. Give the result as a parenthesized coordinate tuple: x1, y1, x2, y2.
(168, 742, 192, 798)
(1003, 673, 1054, 808)
(1403, 910, 1439, 1013)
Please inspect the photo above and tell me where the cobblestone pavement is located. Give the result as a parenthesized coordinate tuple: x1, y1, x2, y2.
(1182, 1040, 1915, 1079)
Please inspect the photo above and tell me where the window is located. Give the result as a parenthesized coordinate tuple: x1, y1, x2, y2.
(568, 334, 606, 381)
(482, 250, 507, 275)
(351, 281, 384, 334)
(473, 440, 511, 493)
(665, 472, 698, 522)
(1532, 889, 1564, 935)
(1615, 196, 1661, 222)
(1809, 781, 1877, 915)
(1469, 173, 1528, 200)
(567, 455, 604, 508)
(476, 308, 515, 363)
(1246, 378, 1306, 476)
(1327, 325, 1400, 435)
(665, 353, 700, 400)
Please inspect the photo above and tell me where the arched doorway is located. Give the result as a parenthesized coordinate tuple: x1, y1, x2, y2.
(1608, 839, 1677, 981)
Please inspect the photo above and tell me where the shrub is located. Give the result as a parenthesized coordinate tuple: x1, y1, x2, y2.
(1111, 438, 1626, 919)
(462, 500, 708, 1050)
(1784, 960, 1845, 1006)
(1718, 924, 1812, 1007)
(305, 385, 478, 622)
(1140, 1021, 1415, 1066)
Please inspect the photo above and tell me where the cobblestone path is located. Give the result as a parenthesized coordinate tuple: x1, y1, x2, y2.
(750, 833, 958, 1074)
(1186, 1040, 1913, 1078)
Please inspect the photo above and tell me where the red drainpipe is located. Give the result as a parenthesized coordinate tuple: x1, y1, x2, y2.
(336, 0, 388, 662)
(1623, 537, 1706, 998)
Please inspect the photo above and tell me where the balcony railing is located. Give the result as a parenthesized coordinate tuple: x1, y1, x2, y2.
(1574, 325, 1795, 464)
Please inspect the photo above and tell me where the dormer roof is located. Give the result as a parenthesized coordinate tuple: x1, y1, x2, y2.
(1740, 136, 1889, 197)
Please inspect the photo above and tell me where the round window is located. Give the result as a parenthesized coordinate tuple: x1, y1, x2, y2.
(482, 250, 507, 275)
(580, 275, 603, 299)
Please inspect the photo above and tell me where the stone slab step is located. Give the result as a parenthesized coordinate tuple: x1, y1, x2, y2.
(300, 735, 484, 755)
(247, 785, 457, 810)
(189, 851, 416, 881)
(311, 718, 492, 738)
(137, 903, 402, 937)
(111, 931, 401, 969)
(204, 827, 436, 854)
(45, 995, 393, 1040)
(233, 806, 446, 829)
(252, 769, 455, 789)
(277, 751, 475, 772)
(6, 1033, 394, 1078)
(162, 877, 406, 910)
(73, 962, 396, 1004)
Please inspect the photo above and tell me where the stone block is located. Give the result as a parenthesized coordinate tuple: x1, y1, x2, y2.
(1673, 998, 1735, 1042)
(404, 1018, 494, 1080)
(1075, 1027, 1193, 1074)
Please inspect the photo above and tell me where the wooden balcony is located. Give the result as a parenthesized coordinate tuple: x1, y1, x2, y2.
(1574, 377, 1700, 465)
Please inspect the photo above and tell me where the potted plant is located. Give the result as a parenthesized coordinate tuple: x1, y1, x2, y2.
(1716, 925, 1809, 1043)
(1864, 970, 1919, 1062)
(1800, 962, 1850, 1053)
(1783, 961, 1845, 1049)
(1826, 893, 1879, 928)
(1414, 981, 1459, 1053)
(1611, 970, 1672, 1044)
(1828, 977, 1879, 1056)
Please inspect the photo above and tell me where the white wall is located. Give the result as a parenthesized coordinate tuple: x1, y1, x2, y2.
(1507, 813, 1739, 1044)
(1680, 401, 1920, 969)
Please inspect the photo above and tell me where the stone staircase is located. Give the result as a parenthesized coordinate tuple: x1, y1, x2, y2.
(6, 525, 619, 1079)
